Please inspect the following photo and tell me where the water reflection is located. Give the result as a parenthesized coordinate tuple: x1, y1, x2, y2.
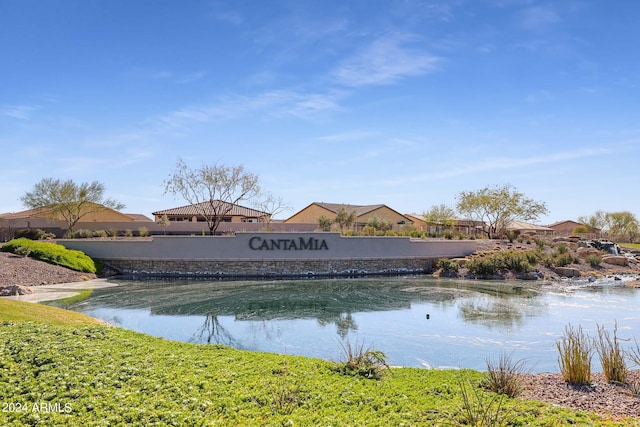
(50, 276, 640, 372)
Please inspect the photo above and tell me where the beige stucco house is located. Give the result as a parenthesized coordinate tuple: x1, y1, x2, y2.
(285, 202, 413, 231)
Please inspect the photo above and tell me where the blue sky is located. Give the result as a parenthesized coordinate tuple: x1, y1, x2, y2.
(1, 0, 639, 223)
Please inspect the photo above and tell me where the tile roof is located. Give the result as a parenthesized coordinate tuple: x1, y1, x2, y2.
(153, 200, 268, 218)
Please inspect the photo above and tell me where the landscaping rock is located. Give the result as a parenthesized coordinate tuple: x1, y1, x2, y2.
(0, 284, 33, 296)
(625, 280, 640, 288)
(576, 247, 602, 258)
(554, 267, 582, 277)
(602, 255, 629, 266)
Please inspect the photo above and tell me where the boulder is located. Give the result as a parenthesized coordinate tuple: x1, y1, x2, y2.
(576, 247, 601, 258)
(554, 267, 582, 277)
(0, 285, 34, 296)
(626, 280, 640, 288)
(602, 255, 629, 266)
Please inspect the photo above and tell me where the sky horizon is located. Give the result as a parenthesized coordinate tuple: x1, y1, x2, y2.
(2, 1, 639, 224)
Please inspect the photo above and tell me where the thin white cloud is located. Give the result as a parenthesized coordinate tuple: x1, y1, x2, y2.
(519, 6, 560, 31)
(1, 105, 37, 120)
(525, 89, 552, 103)
(333, 33, 440, 87)
(176, 71, 206, 84)
(314, 131, 378, 142)
(214, 11, 243, 26)
(382, 146, 612, 186)
(151, 71, 173, 79)
(152, 89, 347, 133)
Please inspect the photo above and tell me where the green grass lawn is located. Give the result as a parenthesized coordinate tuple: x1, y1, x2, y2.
(0, 299, 629, 426)
(0, 298, 103, 326)
(620, 242, 640, 250)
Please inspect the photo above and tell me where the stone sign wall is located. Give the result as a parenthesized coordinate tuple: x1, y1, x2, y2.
(59, 232, 477, 277)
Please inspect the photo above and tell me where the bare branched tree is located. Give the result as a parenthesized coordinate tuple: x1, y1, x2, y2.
(163, 159, 261, 235)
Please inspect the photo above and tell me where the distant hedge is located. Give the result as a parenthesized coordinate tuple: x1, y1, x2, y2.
(1, 238, 96, 273)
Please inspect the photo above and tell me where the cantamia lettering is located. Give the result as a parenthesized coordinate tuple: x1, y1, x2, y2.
(249, 237, 328, 251)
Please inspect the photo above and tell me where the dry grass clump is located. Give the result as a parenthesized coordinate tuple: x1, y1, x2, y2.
(557, 323, 592, 385)
(333, 339, 389, 380)
(483, 352, 526, 398)
(595, 322, 627, 384)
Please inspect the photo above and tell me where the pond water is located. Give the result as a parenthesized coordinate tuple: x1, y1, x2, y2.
(49, 276, 640, 373)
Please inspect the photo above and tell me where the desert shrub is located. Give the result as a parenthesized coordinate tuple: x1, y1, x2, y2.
(525, 250, 543, 265)
(555, 243, 569, 254)
(551, 252, 576, 267)
(360, 226, 376, 236)
(14, 228, 55, 240)
(466, 257, 499, 276)
(437, 258, 459, 272)
(534, 238, 545, 249)
(595, 323, 627, 384)
(107, 228, 119, 237)
(495, 251, 531, 273)
(124, 229, 133, 237)
(467, 251, 538, 276)
(483, 352, 526, 398)
(71, 229, 95, 239)
(333, 339, 389, 380)
(443, 230, 453, 240)
(93, 229, 108, 238)
(557, 324, 592, 385)
(138, 227, 149, 237)
(585, 254, 602, 267)
(1, 238, 96, 273)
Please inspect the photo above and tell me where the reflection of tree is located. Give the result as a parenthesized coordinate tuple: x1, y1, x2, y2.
(317, 312, 358, 339)
(458, 298, 524, 329)
(193, 314, 239, 347)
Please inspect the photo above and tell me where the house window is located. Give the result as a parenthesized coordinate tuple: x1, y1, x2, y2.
(242, 218, 258, 223)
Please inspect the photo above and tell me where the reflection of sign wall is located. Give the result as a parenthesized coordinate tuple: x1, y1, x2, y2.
(249, 236, 328, 251)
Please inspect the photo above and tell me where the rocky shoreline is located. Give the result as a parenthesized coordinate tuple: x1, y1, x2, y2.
(1, 246, 640, 421)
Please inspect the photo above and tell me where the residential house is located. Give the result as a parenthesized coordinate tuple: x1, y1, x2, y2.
(152, 200, 270, 224)
(285, 202, 413, 232)
(547, 220, 591, 235)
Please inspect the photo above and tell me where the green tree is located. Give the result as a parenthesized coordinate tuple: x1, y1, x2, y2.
(578, 210, 639, 241)
(163, 158, 261, 235)
(156, 214, 171, 235)
(318, 215, 333, 231)
(20, 178, 124, 236)
(577, 210, 608, 236)
(334, 205, 356, 232)
(422, 204, 457, 236)
(456, 184, 548, 239)
(366, 216, 392, 232)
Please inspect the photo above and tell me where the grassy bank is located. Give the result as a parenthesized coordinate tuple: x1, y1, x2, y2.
(0, 300, 628, 426)
(0, 298, 102, 326)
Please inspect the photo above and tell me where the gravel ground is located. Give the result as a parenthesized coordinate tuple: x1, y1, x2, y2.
(1, 247, 640, 421)
(0, 251, 96, 296)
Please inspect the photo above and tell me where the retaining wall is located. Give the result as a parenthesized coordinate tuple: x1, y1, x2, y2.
(59, 232, 477, 278)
